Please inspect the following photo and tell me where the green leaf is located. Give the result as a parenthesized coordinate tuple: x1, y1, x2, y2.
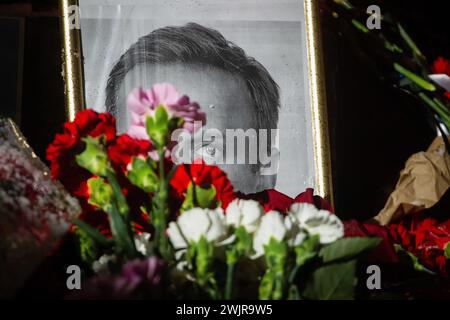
(264, 238, 288, 269)
(108, 201, 136, 258)
(384, 40, 403, 54)
(127, 157, 158, 193)
(418, 93, 450, 126)
(393, 63, 436, 91)
(302, 260, 358, 300)
(235, 226, 253, 257)
(73, 219, 112, 248)
(319, 237, 381, 263)
(106, 171, 130, 217)
(168, 117, 184, 132)
(259, 238, 288, 300)
(146, 107, 169, 148)
(76, 136, 111, 177)
(259, 272, 274, 300)
(394, 244, 428, 272)
(186, 244, 196, 267)
(295, 234, 320, 267)
(181, 182, 217, 211)
(154, 105, 169, 126)
(194, 236, 215, 287)
(445, 242, 450, 259)
(351, 19, 369, 33)
(397, 23, 424, 59)
(146, 116, 154, 132)
(333, 0, 353, 10)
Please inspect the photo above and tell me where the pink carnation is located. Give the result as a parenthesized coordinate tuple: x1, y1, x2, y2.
(127, 83, 206, 140)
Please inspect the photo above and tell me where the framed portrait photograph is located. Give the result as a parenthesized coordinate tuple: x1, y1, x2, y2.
(60, 0, 332, 202)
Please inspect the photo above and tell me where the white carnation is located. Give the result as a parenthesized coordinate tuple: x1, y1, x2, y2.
(225, 199, 263, 233)
(252, 211, 287, 258)
(284, 215, 307, 247)
(167, 207, 228, 249)
(288, 203, 344, 244)
(134, 232, 152, 256)
(92, 254, 117, 274)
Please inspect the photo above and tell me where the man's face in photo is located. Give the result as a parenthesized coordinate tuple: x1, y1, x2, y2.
(116, 62, 268, 194)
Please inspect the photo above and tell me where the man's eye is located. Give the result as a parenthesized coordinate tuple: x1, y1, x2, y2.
(195, 144, 220, 164)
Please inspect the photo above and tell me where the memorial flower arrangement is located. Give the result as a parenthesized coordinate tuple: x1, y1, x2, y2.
(46, 83, 383, 300)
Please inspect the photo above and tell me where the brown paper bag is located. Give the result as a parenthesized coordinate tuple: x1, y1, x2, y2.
(374, 136, 450, 225)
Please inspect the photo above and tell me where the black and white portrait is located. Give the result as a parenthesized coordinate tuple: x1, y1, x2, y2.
(79, 0, 316, 197)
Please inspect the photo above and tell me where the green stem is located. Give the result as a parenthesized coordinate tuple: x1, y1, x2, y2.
(106, 170, 129, 217)
(155, 148, 170, 260)
(351, 19, 369, 33)
(158, 149, 165, 183)
(419, 92, 450, 126)
(288, 264, 300, 285)
(433, 98, 450, 118)
(110, 202, 137, 258)
(106, 170, 136, 258)
(394, 63, 436, 91)
(73, 219, 113, 248)
(333, 0, 353, 10)
(225, 262, 235, 300)
(397, 23, 425, 61)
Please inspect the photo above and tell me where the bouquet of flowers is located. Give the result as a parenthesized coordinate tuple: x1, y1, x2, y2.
(46, 83, 382, 300)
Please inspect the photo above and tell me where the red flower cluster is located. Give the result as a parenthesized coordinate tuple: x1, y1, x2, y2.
(432, 57, 450, 99)
(433, 57, 450, 76)
(241, 188, 333, 213)
(244, 188, 399, 264)
(344, 220, 399, 264)
(390, 212, 450, 275)
(108, 134, 154, 233)
(47, 109, 116, 197)
(46, 110, 153, 234)
(170, 162, 237, 209)
(108, 134, 152, 172)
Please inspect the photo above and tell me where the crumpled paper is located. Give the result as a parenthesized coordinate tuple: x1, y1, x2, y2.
(374, 136, 450, 225)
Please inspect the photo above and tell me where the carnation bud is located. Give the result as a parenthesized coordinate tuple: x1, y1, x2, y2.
(76, 136, 112, 177)
(127, 157, 158, 193)
(87, 177, 114, 212)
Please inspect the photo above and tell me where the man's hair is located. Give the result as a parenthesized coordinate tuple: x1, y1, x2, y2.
(105, 23, 280, 130)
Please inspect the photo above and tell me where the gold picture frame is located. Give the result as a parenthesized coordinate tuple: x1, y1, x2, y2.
(58, 0, 333, 204)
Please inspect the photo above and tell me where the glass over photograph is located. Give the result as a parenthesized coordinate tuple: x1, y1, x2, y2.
(79, 0, 316, 197)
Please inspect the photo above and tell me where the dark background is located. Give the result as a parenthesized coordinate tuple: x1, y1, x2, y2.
(321, 0, 449, 219)
(0, 0, 449, 220)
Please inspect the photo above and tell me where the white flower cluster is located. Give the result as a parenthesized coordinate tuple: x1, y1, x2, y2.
(167, 199, 344, 259)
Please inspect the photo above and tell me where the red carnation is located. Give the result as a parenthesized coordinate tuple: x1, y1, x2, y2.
(108, 134, 153, 172)
(107, 134, 156, 234)
(242, 188, 333, 213)
(46, 109, 116, 197)
(390, 212, 450, 275)
(170, 162, 237, 209)
(240, 189, 295, 213)
(344, 220, 399, 264)
(431, 57, 450, 99)
(46, 110, 118, 235)
(294, 188, 334, 212)
(432, 57, 450, 76)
